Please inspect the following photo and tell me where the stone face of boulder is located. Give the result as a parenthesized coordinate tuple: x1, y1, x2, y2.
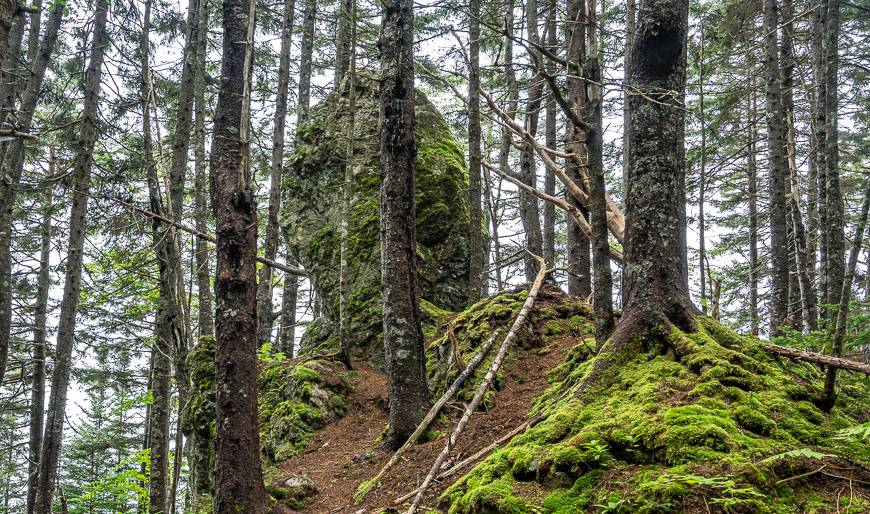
(282, 72, 471, 362)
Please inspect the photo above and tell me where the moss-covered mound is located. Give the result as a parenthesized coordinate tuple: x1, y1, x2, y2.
(282, 71, 471, 362)
(442, 317, 870, 513)
(425, 286, 593, 404)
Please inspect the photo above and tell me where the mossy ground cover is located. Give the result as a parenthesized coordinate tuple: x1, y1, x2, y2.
(425, 286, 593, 405)
(443, 317, 870, 513)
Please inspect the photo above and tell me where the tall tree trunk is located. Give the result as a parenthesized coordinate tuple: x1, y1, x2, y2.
(565, 0, 591, 297)
(27, 178, 52, 514)
(609, 0, 696, 349)
(497, 0, 517, 290)
(34, 1, 108, 510)
(823, 0, 844, 318)
(519, 0, 544, 280)
(279, 0, 316, 356)
(812, 0, 829, 310)
(542, 1, 556, 268)
(697, 19, 707, 312)
(822, 175, 870, 407)
(762, 0, 790, 336)
(210, 0, 269, 507)
(467, 0, 483, 297)
(140, 1, 185, 509)
(585, 0, 613, 344)
(379, 0, 430, 451)
(748, 81, 760, 336)
(337, 0, 356, 369)
(335, 0, 351, 85)
(193, 0, 213, 339)
(256, 0, 295, 345)
(0, 0, 62, 389)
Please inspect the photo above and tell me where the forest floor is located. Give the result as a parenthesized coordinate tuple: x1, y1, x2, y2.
(275, 325, 581, 513)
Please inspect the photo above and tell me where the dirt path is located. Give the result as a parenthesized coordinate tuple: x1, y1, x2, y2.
(277, 328, 581, 513)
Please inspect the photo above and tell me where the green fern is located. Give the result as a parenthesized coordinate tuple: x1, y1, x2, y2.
(759, 448, 835, 464)
(834, 422, 870, 442)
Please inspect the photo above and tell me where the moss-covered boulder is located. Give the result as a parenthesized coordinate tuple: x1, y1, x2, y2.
(281, 71, 471, 362)
(258, 357, 350, 463)
(442, 317, 870, 513)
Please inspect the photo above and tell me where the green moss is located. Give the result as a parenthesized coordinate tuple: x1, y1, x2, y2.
(282, 72, 472, 362)
(539, 470, 601, 513)
(444, 314, 870, 513)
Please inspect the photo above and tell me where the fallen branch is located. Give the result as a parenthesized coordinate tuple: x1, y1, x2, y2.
(110, 196, 307, 276)
(405, 253, 549, 514)
(764, 344, 870, 375)
(353, 330, 501, 502)
(392, 416, 541, 506)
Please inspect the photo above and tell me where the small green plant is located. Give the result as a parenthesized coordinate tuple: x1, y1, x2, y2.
(834, 422, 870, 442)
(258, 342, 287, 363)
(595, 497, 628, 513)
(758, 448, 835, 465)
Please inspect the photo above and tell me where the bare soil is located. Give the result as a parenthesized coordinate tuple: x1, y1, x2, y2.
(276, 326, 581, 513)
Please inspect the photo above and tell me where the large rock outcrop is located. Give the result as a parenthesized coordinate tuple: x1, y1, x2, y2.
(282, 72, 471, 362)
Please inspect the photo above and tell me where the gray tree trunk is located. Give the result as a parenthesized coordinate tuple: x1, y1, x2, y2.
(585, 0, 613, 345)
(467, 0, 484, 298)
(0, 0, 63, 389)
(256, 0, 295, 345)
(34, 1, 108, 509)
(379, 0, 430, 451)
(27, 179, 52, 514)
(564, 0, 591, 297)
(762, 0, 790, 336)
(519, 0, 544, 280)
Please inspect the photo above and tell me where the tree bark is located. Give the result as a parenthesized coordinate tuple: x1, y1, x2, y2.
(256, 0, 295, 345)
(697, 19, 707, 312)
(0, 0, 62, 389)
(812, 0, 829, 310)
(34, 1, 108, 510)
(585, 0, 613, 345)
(495, 0, 516, 292)
(140, 1, 184, 509)
(542, 0, 556, 268)
(747, 82, 760, 336)
(605, 0, 696, 354)
(762, 0, 790, 336)
(209, 0, 269, 507)
(565, 0, 591, 297)
(27, 178, 52, 514)
(337, 0, 356, 368)
(193, 0, 213, 339)
(278, 0, 316, 356)
(467, 0, 483, 298)
(379, 0, 430, 450)
(519, 0, 544, 281)
(822, 174, 870, 407)
(823, 0, 844, 318)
